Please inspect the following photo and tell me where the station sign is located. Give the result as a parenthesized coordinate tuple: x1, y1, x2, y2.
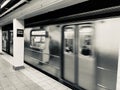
(17, 29, 24, 37)
(32, 31, 46, 35)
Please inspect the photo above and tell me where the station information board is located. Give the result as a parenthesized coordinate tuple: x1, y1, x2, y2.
(17, 29, 24, 37)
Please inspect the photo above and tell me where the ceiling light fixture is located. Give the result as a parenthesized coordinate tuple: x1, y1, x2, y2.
(1, 0, 11, 8)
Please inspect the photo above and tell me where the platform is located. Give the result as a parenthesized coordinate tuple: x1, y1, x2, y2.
(0, 53, 71, 90)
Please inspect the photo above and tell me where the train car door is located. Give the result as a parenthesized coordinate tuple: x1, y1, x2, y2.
(78, 25, 96, 90)
(63, 25, 76, 83)
(62, 24, 96, 90)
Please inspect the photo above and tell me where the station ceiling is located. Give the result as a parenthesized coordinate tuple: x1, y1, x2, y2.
(1, 0, 120, 27)
(0, 0, 120, 18)
(0, 0, 21, 15)
(25, 0, 120, 27)
(0, 0, 5, 3)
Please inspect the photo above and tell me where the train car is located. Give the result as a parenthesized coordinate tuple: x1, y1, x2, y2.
(24, 17, 120, 90)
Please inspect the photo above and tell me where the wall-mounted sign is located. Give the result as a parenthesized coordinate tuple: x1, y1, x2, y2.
(17, 29, 24, 37)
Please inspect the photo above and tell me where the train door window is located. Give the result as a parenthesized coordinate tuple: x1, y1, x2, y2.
(30, 30, 46, 49)
(79, 26, 94, 56)
(64, 26, 75, 54)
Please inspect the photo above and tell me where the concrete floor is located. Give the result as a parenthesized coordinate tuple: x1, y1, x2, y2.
(0, 53, 72, 90)
(0, 57, 43, 90)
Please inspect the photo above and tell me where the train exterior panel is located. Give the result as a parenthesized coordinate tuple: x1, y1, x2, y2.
(95, 18, 119, 90)
(24, 17, 120, 90)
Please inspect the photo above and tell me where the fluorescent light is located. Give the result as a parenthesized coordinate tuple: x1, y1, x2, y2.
(1, 0, 11, 8)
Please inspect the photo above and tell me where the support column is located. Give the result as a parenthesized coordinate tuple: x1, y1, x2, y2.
(116, 44, 120, 90)
(13, 19, 25, 70)
(0, 27, 2, 54)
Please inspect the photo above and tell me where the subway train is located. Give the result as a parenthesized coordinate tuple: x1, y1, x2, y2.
(24, 17, 120, 90)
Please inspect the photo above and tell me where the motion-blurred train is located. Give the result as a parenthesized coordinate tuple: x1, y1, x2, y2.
(24, 17, 120, 90)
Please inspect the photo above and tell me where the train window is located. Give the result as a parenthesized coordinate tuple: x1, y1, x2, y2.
(41, 36, 46, 43)
(30, 30, 46, 49)
(79, 26, 93, 56)
(64, 26, 75, 53)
